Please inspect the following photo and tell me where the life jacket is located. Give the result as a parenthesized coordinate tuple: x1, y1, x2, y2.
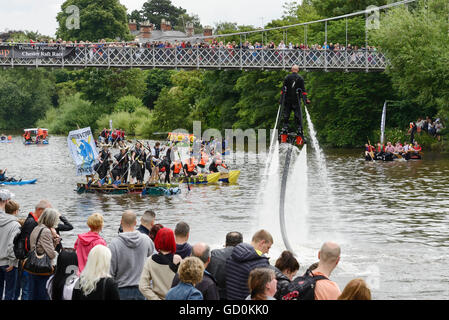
(414, 145, 422, 152)
(37, 128, 43, 137)
(199, 152, 209, 166)
(7, 136, 12, 141)
(173, 162, 182, 174)
(186, 159, 196, 172)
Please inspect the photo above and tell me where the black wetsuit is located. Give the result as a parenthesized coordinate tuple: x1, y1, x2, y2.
(282, 72, 307, 134)
(131, 147, 146, 183)
(95, 150, 110, 180)
(112, 151, 129, 182)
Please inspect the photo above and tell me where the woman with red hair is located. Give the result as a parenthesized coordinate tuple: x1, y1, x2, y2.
(138, 228, 182, 300)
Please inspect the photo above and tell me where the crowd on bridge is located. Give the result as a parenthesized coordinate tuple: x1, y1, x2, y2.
(0, 192, 372, 301)
(1, 37, 379, 52)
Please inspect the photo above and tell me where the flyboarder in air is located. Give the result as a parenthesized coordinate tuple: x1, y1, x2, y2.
(279, 65, 310, 146)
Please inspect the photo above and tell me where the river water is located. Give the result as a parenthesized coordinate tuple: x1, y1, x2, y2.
(1, 136, 448, 300)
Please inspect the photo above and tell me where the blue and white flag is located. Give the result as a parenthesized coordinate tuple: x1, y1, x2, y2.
(67, 127, 99, 176)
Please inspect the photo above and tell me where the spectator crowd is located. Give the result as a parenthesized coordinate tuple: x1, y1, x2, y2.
(0, 37, 379, 53)
(1, 189, 372, 301)
(413, 116, 444, 141)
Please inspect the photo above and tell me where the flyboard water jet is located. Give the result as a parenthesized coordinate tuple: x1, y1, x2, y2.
(275, 86, 308, 253)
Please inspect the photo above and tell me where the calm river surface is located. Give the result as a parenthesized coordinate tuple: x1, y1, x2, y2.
(1, 136, 448, 300)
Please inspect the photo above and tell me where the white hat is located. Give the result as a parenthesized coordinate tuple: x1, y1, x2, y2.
(0, 189, 14, 201)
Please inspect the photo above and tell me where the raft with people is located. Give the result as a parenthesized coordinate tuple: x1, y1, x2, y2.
(364, 141, 423, 161)
(23, 128, 49, 145)
(0, 134, 12, 143)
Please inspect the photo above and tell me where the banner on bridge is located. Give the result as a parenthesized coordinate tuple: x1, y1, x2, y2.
(0, 45, 75, 59)
(67, 127, 99, 176)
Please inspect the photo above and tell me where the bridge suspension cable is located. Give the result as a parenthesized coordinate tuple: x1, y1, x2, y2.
(190, 0, 417, 41)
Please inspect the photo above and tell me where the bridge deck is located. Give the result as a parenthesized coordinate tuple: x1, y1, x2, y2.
(0, 45, 387, 71)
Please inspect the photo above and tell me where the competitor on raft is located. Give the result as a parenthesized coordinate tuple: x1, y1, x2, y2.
(209, 154, 228, 173)
(111, 145, 129, 183)
(184, 156, 198, 177)
(130, 142, 146, 184)
(94, 143, 112, 180)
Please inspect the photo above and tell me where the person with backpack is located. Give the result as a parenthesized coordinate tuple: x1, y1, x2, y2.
(0, 199, 21, 300)
(15, 199, 52, 300)
(280, 242, 341, 300)
(273, 250, 300, 300)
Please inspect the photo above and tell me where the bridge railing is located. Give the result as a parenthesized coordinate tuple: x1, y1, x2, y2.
(0, 44, 387, 70)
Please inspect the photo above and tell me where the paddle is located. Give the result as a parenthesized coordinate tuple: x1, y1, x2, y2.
(174, 144, 191, 191)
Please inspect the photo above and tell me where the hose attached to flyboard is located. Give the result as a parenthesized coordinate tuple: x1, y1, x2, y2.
(279, 146, 294, 253)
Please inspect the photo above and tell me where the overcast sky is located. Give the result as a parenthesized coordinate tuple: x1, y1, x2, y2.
(0, 0, 287, 37)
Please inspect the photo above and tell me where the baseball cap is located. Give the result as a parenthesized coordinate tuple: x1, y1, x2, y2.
(0, 189, 14, 201)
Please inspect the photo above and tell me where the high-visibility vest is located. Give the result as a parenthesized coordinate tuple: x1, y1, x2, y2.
(173, 162, 182, 174)
(186, 159, 196, 172)
(199, 152, 209, 166)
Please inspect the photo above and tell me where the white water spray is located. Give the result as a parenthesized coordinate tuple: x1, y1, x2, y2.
(256, 141, 281, 235)
(304, 106, 341, 237)
(285, 146, 309, 246)
(304, 106, 331, 188)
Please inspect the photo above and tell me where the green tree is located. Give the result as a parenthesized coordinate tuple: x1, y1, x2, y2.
(115, 95, 144, 113)
(37, 93, 108, 134)
(192, 70, 242, 130)
(56, 0, 133, 41)
(311, 0, 388, 17)
(74, 68, 147, 107)
(306, 72, 397, 147)
(0, 69, 55, 130)
(140, 0, 186, 29)
(372, 0, 449, 121)
(151, 70, 203, 132)
(143, 69, 173, 109)
(233, 70, 286, 129)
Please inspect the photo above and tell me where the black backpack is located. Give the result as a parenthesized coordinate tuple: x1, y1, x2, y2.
(13, 232, 28, 260)
(281, 269, 328, 300)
